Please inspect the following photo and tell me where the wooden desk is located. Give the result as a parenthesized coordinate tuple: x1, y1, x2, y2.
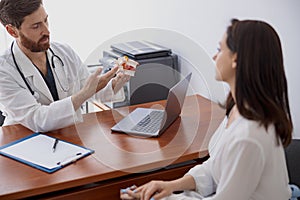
(0, 95, 224, 200)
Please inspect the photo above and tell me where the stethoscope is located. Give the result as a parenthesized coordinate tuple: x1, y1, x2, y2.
(11, 42, 69, 96)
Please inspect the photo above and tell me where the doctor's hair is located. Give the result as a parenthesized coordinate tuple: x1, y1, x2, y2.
(0, 0, 43, 29)
(224, 19, 293, 147)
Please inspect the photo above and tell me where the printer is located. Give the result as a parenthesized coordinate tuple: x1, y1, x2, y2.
(100, 41, 179, 108)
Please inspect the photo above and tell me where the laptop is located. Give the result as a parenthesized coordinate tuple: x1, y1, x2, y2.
(111, 73, 192, 137)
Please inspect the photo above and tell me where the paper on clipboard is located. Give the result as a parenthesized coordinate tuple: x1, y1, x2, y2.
(0, 133, 94, 173)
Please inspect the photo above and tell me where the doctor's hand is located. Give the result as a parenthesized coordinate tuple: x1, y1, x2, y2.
(96, 66, 119, 92)
(71, 67, 117, 111)
(112, 71, 131, 94)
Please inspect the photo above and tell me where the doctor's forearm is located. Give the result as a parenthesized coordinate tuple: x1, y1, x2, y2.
(71, 90, 89, 111)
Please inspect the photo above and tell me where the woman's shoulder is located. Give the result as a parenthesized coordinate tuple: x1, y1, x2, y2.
(231, 117, 277, 148)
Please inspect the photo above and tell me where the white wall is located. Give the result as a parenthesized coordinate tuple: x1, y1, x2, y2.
(1, 0, 299, 138)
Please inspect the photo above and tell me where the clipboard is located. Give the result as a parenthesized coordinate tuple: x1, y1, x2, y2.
(0, 133, 94, 173)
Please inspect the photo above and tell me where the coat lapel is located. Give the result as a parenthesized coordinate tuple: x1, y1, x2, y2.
(13, 42, 54, 102)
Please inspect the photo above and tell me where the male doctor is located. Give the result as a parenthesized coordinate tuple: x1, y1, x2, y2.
(0, 0, 129, 132)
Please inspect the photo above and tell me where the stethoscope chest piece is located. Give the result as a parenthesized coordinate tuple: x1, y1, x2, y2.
(51, 58, 69, 92)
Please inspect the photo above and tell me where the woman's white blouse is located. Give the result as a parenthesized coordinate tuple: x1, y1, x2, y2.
(186, 116, 291, 200)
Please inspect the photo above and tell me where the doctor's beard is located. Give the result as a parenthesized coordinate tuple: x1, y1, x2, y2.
(19, 32, 50, 52)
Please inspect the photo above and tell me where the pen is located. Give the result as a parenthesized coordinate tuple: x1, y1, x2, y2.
(57, 153, 82, 166)
(52, 139, 59, 152)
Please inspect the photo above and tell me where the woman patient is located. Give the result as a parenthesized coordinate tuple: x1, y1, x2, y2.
(120, 18, 293, 200)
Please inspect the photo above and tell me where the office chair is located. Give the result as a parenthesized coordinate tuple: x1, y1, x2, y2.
(0, 111, 4, 126)
(285, 139, 300, 200)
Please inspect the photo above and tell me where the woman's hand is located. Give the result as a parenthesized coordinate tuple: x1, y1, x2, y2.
(120, 185, 140, 200)
(121, 181, 174, 200)
(138, 180, 174, 200)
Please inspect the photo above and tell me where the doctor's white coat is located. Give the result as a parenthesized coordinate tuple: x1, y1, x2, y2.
(0, 42, 121, 132)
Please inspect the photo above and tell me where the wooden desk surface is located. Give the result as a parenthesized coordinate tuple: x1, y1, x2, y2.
(0, 95, 224, 199)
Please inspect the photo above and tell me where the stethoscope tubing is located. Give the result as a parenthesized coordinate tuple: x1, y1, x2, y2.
(11, 42, 35, 95)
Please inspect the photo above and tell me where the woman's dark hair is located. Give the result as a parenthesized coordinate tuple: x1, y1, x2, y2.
(225, 19, 293, 147)
(0, 0, 42, 29)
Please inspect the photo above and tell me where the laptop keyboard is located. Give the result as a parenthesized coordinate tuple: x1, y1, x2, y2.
(131, 110, 164, 133)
